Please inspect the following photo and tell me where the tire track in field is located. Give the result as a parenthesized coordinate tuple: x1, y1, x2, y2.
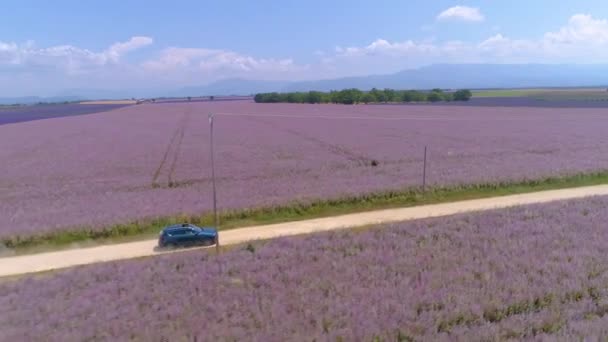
(151, 124, 182, 187)
(167, 112, 190, 187)
(152, 111, 190, 188)
(248, 116, 376, 167)
(284, 127, 373, 166)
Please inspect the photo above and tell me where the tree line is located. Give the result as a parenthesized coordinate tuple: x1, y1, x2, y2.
(254, 88, 472, 104)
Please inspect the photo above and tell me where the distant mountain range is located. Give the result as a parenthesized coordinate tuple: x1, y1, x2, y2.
(3, 64, 608, 104)
(175, 79, 292, 97)
(173, 64, 608, 96)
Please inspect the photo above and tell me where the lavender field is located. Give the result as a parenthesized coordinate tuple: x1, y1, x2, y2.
(3, 197, 608, 340)
(429, 96, 608, 108)
(0, 103, 131, 125)
(2, 100, 608, 238)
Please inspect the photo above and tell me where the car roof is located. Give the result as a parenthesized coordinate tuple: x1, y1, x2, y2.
(163, 223, 196, 231)
(161, 224, 217, 233)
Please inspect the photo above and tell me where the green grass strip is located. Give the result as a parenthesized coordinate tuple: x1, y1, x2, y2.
(472, 89, 546, 97)
(4, 171, 608, 254)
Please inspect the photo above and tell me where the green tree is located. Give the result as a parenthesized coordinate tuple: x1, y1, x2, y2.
(370, 88, 386, 102)
(307, 91, 323, 104)
(427, 92, 443, 102)
(402, 91, 413, 102)
(286, 92, 305, 103)
(329, 90, 342, 104)
(286, 93, 296, 103)
(320, 92, 332, 103)
(404, 90, 426, 102)
(263, 92, 281, 103)
(339, 88, 363, 104)
(453, 89, 472, 101)
(360, 93, 376, 104)
(383, 88, 397, 102)
(254, 87, 467, 104)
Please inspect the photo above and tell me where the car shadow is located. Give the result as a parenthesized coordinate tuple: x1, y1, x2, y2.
(153, 244, 216, 253)
(153, 246, 166, 253)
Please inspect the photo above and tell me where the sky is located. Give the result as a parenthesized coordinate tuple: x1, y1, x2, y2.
(2, 0, 608, 96)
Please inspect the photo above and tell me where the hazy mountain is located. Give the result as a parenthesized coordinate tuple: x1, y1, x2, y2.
(174, 79, 292, 97)
(283, 64, 608, 92)
(9, 64, 608, 104)
(56, 88, 154, 100)
(192, 64, 608, 94)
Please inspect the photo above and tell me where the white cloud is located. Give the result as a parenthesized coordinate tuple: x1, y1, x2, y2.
(329, 14, 608, 67)
(142, 47, 216, 70)
(142, 47, 298, 75)
(544, 14, 608, 44)
(477, 34, 537, 57)
(0, 36, 153, 73)
(0, 36, 311, 95)
(478, 14, 608, 54)
(4, 13, 608, 96)
(437, 6, 485, 22)
(335, 39, 439, 58)
(104, 36, 153, 62)
(0, 42, 20, 64)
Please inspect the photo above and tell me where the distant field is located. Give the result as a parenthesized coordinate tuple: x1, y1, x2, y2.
(472, 89, 549, 97)
(534, 90, 608, 101)
(3, 101, 608, 241)
(79, 100, 138, 105)
(3, 197, 608, 340)
(473, 88, 608, 101)
(149, 96, 253, 104)
(0, 103, 131, 125)
(431, 97, 608, 108)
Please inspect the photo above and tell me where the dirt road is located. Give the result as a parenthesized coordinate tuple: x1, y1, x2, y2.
(2, 185, 608, 278)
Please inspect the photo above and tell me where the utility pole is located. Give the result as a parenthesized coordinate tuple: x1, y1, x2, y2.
(422, 146, 427, 193)
(208, 113, 220, 253)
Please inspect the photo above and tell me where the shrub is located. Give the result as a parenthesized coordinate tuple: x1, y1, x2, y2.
(453, 89, 473, 101)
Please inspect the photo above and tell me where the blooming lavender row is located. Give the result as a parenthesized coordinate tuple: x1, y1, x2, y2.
(0, 103, 130, 125)
(3, 101, 608, 238)
(424, 96, 608, 108)
(2, 197, 608, 340)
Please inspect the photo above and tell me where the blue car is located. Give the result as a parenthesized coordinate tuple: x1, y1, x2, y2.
(158, 223, 218, 248)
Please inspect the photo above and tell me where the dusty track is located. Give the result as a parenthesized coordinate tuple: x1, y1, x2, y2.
(2, 185, 608, 278)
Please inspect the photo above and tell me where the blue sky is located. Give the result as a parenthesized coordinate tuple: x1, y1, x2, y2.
(2, 0, 608, 96)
